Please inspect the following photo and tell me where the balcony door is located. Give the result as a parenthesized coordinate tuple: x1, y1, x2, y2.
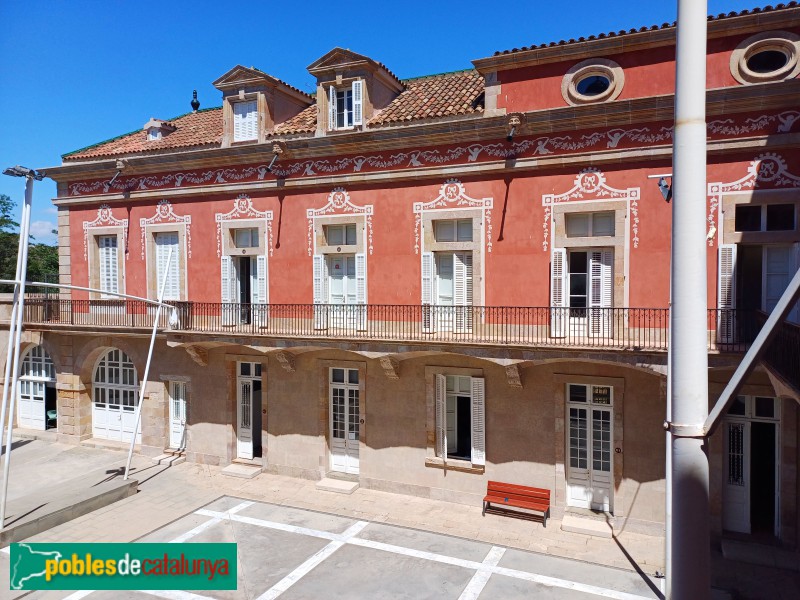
(221, 255, 267, 326)
(551, 249, 612, 338)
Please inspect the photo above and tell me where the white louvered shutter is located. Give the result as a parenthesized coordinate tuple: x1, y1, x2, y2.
(254, 254, 268, 328)
(328, 86, 336, 131)
(435, 374, 447, 463)
(421, 252, 435, 333)
(221, 256, 235, 326)
(313, 255, 328, 329)
(454, 252, 473, 333)
(155, 232, 180, 301)
(550, 248, 568, 337)
(588, 250, 613, 338)
(352, 80, 363, 126)
(99, 235, 119, 298)
(233, 100, 257, 142)
(718, 244, 737, 343)
(355, 252, 367, 331)
(470, 377, 486, 466)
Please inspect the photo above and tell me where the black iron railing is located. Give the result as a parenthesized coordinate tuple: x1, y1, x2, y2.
(18, 298, 763, 352)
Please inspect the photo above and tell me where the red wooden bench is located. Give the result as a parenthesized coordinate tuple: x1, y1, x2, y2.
(482, 481, 551, 527)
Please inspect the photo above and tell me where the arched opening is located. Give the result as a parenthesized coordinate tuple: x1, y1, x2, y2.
(92, 348, 140, 443)
(18, 345, 56, 431)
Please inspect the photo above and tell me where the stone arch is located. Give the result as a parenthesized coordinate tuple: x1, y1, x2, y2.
(74, 337, 146, 385)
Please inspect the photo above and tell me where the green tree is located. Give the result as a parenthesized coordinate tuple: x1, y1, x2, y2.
(0, 194, 59, 292)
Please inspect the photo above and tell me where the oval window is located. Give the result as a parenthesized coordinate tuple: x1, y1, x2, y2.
(745, 49, 789, 74)
(575, 75, 611, 97)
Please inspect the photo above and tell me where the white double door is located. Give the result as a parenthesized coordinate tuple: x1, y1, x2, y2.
(567, 406, 613, 511)
(330, 376, 360, 474)
(169, 382, 187, 450)
(329, 255, 357, 326)
(18, 379, 47, 430)
(92, 394, 140, 443)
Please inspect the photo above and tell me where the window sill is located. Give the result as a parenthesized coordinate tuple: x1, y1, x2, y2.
(425, 457, 485, 474)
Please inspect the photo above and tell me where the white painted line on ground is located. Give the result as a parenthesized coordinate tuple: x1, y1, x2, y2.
(205, 509, 654, 600)
(458, 545, 506, 600)
(256, 521, 368, 600)
(59, 502, 254, 600)
(170, 501, 253, 544)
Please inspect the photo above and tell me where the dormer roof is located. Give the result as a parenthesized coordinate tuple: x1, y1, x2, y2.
(143, 118, 176, 133)
(213, 65, 313, 104)
(307, 47, 404, 92)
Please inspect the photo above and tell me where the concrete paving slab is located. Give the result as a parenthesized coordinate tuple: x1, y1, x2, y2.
(235, 501, 360, 536)
(498, 547, 660, 597)
(357, 521, 493, 563)
(280, 542, 474, 600)
(561, 514, 613, 538)
(480, 573, 604, 599)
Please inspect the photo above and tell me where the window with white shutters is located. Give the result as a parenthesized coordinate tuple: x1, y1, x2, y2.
(328, 80, 363, 130)
(155, 232, 180, 301)
(717, 244, 737, 343)
(434, 374, 485, 466)
(98, 235, 119, 299)
(233, 100, 258, 142)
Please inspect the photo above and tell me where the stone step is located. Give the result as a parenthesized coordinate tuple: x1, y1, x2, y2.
(560, 514, 613, 538)
(316, 477, 359, 494)
(221, 463, 262, 479)
(152, 453, 186, 466)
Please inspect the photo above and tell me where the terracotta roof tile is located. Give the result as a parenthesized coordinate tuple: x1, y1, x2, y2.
(492, 2, 799, 57)
(368, 70, 483, 127)
(63, 70, 485, 161)
(64, 108, 222, 161)
(273, 104, 317, 135)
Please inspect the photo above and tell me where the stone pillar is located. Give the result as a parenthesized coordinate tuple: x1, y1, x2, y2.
(56, 372, 90, 443)
(141, 380, 166, 457)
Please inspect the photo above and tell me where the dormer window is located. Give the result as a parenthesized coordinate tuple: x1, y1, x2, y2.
(328, 81, 362, 131)
(142, 118, 175, 142)
(233, 100, 258, 142)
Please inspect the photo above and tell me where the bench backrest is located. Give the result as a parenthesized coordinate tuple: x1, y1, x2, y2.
(487, 481, 550, 503)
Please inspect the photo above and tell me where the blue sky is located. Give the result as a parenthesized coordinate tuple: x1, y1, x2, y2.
(0, 0, 761, 244)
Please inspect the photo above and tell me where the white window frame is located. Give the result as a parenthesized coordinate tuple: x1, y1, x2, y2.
(98, 235, 119, 299)
(326, 223, 357, 246)
(565, 211, 615, 238)
(328, 80, 363, 131)
(434, 373, 485, 467)
(434, 219, 473, 242)
(155, 231, 180, 301)
(233, 99, 258, 142)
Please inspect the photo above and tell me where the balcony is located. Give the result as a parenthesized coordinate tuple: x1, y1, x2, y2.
(17, 298, 761, 353)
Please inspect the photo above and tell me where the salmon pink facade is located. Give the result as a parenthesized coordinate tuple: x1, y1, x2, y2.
(17, 4, 800, 551)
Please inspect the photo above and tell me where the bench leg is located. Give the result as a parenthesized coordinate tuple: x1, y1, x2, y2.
(482, 501, 488, 516)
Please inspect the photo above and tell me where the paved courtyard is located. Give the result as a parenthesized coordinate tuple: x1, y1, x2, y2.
(1, 439, 798, 599)
(20, 496, 662, 600)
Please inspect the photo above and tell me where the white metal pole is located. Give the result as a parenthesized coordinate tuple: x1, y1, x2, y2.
(665, 280, 673, 597)
(668, 0, 710, 597)
(0, 176, 35, 527)
(123, 249, 173, 481)
(0, 195, 29, 463)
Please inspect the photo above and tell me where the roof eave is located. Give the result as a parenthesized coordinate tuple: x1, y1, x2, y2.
(472, 6, 800, 73)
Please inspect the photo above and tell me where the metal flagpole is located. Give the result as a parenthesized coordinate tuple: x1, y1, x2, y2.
(0, 175, 35, 527)
(123, 248, 174, 481)
(667, 0, 710, 597)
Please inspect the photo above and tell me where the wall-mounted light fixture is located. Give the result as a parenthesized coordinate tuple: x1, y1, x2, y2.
(266, 142, 286, 173)
(647, 173, 673, 203)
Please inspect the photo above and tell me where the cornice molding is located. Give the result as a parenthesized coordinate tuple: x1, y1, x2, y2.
(44, 80, 800, 184)
(472, 8, 800, 73)
(51, 132, 800, 207)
